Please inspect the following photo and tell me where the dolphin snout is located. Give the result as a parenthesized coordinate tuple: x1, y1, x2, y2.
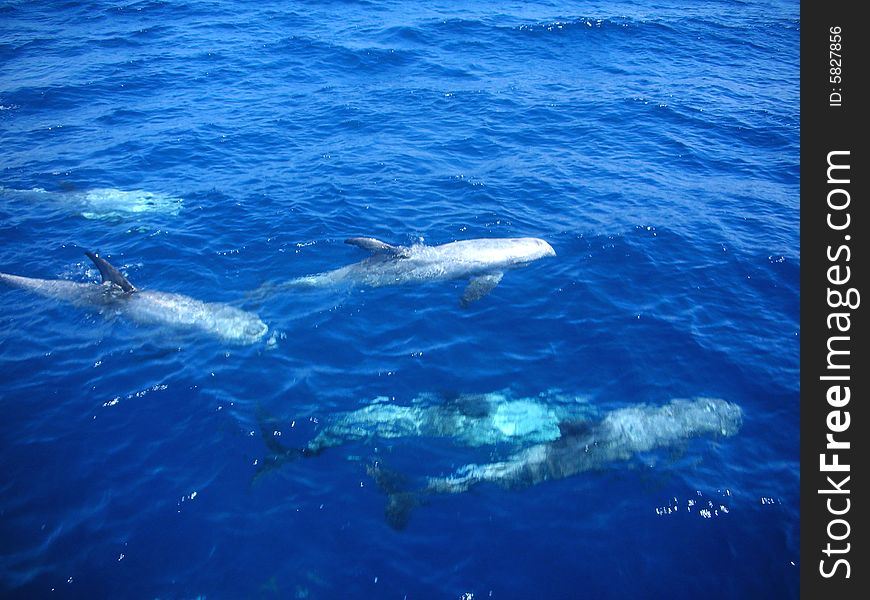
(528, 238, 555, 257)
(242, 320, 269, 343)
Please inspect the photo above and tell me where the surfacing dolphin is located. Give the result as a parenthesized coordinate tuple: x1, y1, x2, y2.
(260, 236, 556, 306)
(0, 252, 268, 344)
(369, 397, 742, 528)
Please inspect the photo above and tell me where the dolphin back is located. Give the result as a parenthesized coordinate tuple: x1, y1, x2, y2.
(345, 237, 409, 257)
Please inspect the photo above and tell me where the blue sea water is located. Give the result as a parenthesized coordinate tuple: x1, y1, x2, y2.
(0, 0, 800, 598)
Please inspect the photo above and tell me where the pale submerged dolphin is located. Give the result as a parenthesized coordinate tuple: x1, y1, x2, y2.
(364, 397, 742, 528)
(0, 252, 268, 344)
(0, 186, 183, 220)
(303, 391, 591, 452)
(254, 390, 597, 479)
(425, 397, 742, 494)
(264, 236, 556, 306)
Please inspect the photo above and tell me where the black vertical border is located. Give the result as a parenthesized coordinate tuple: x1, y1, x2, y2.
(800, 1, 867, 596)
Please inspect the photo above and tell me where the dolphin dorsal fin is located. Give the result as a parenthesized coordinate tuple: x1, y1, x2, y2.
(345, 237, 408, 257)
(84, 251, 136, 293)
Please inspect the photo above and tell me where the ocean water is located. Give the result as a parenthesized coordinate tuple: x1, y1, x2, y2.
(0, 1, 800, 598)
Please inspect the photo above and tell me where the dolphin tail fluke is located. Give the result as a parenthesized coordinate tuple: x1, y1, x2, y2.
(84, 251, 136, 293)
(251, 452, 293, 485)
(252, 441, 321, 485)
(384, 491, 424, 530)
(461, 272, 503, 307)
(251, 406, 325, 485)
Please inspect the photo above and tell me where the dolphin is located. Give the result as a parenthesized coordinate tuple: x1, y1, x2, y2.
(368, 397, 742, 528)
(0, 252, 268, 344)
(425, 397, 742, 493)
(261, 236, 556, 306)
(0, 186, 183, 220)
(253, 390, 596, 479)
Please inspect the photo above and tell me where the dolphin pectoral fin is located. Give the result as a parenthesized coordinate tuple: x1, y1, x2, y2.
(84, 251, 136, 293)
(345, 237, 409, 258)
(251, 408, 316, 485)
(385, 491, 423, 530)
(460, 272, 504, 307)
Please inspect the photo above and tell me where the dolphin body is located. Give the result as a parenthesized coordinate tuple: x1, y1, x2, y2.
(1, 186, 183, 220)
(267, 236, 556, 306)
(0, 252, 268, 344)
(425, 397, 742, 494)
(305, 390, 594, 450)
(368, 397, 742, 528)
(254, 390, 597, 479)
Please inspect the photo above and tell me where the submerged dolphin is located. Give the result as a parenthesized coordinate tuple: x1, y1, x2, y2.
(263, 236, 556, 306)
(254, 390, 596, 479)
(426, 397, 742, 493)
(0, 252, 268, 344)
(305, 391, 591, 451)
(368, 397, 742, 528)
(0, 186, 183, 220)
